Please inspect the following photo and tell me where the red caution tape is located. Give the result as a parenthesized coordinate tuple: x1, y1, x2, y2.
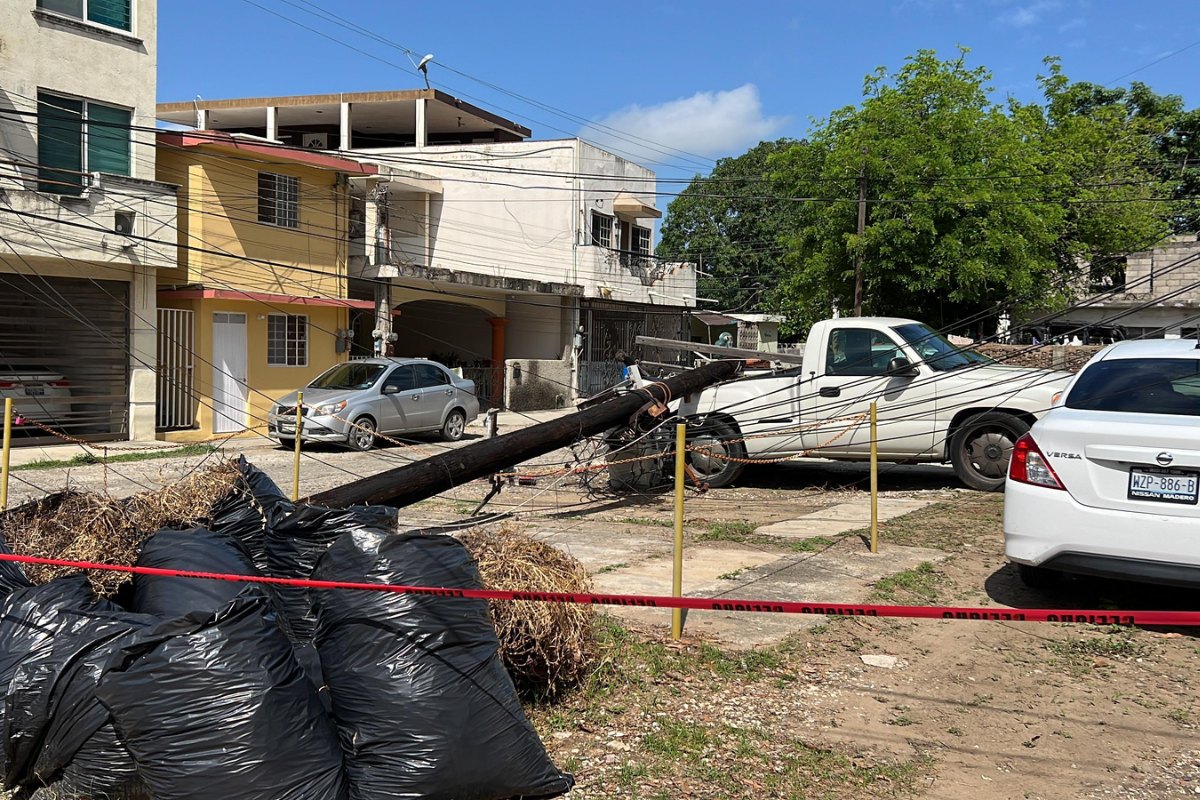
(1, 552, 1198, 627)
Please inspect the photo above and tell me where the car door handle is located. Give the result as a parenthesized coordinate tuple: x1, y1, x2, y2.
(445, 389, 454, 396)
(819, 387, 841, 398)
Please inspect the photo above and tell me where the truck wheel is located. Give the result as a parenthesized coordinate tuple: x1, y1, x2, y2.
(1017, 562, 1061, 589)
(950, 411, 1030, 492)
(685, 418, 747, 489)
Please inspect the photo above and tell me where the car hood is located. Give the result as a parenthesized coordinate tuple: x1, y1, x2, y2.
(272, 387, 357, 413)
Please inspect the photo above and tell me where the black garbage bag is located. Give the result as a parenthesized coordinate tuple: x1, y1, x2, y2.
(96, 591, 348, 800)
(206, 456, 293, 569)
(0, 576, 153, 798)
(133, 527, 260, 619)
(267, 504, 396, 643)
(313, 530, 573, 800)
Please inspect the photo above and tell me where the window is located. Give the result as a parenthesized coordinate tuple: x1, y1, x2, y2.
(825, 328, 905, 376)
(37, 0, 132, 31)
(258, 172, 300, 228)
(1066, 359, 1200, 416)
(891, 323, 992, 372)
(633, 226, 652, 256)
(590, 212, 612, 248)
(308, 363, 384, 390)
(36, 92, 131, 194)
(383, 365, 417, 393)
(414, 364, 451, 389)
(267, 314, 307, 366)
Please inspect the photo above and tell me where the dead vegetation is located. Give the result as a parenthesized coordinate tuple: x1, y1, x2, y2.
(461, 523, 597, 695)
(0, 459, 241, 594)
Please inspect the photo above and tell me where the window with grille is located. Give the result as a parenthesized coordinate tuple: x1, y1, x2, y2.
(36, 92, 131, 194)
(258, 172, 300, 228)
(37, 0, 132, 31)
(633, 226, 651, 255)
(267, 314, 308, 366)
(590, 212, 612, 248)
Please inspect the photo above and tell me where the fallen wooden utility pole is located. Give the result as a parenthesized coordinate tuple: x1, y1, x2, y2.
(308, 359, 740, 509)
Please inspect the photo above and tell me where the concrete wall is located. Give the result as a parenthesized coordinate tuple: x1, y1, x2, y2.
(156, 145, 348, 299)
(157, 297, 348, 441)
(0, 0, 158, 185)
(505, 356, 572, 412)
(507, 295, 571, 360)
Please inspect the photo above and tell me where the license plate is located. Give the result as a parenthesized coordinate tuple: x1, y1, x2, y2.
(24, 386, 43, 396)
(1128, 466, 1199, 505)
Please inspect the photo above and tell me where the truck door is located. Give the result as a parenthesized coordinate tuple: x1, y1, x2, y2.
(803, 326, 935, 458)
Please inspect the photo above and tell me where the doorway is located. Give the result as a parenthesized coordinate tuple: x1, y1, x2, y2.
(212, 312, 248, 433)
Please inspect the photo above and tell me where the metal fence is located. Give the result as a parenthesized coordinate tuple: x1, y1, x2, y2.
(577, 303, 689, 398)
(157, 308, 196, 430)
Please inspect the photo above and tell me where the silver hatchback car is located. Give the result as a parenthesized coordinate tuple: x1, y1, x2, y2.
(269, 358, 481, 450)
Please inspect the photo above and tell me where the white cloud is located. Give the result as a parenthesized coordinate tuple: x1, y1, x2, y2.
(580, 84, 788, 166)
(996, 1, 1060, 27)
(1058, 16, 1085, 32)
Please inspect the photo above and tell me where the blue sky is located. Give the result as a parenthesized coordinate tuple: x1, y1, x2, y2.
(159, 0, 1200, 179)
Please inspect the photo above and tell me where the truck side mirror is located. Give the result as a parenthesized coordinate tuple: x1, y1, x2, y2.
(887, 357, 919, 378)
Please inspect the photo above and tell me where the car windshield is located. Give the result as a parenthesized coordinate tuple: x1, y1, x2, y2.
(1066, 358, 1200, 416)
(892, 324, 992, 371)
(308, 363, 385, 390)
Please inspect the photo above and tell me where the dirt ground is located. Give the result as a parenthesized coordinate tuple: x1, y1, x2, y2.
(4, 441, 1198, 799)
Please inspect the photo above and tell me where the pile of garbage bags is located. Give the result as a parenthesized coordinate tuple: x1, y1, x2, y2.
(0, 458, 574, 800)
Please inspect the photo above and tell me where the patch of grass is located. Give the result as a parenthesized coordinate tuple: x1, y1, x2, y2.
(718, 566, 753, 580)
(870, 561, 943, 605)
(1046, 633, 1149, 675)
(947, 727, 964, 736)
(642, 719, 710, 760)
(698, 520, 758, 542)
(616, 517, 674, 527)
(886, 716, 917, 727)
(597, 563, 629, 574)
(14, 443, 216, 472)
(857, 493, 1004, 552)
(1167, 708, 1191, 724)
(617, 761, 648, 785)
(968, 693, 993, 707)
(790, 536, 835, 552)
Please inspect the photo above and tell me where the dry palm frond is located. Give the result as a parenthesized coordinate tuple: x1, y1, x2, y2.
(461, 524, 596, 695)
(0, 459, 241, 594)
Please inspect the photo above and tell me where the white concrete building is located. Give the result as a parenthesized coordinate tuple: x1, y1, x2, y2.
(156, 90, 696, 408)
(0, 0, 177, 445)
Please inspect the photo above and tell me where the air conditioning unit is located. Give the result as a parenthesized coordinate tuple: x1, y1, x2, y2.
(303, 133, 329, 149)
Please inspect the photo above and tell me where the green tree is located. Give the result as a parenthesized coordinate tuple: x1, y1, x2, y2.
(657, 139, 801, 312)
(770, 50, 1173, 335)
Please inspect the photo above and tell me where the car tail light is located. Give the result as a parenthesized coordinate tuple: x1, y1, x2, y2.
(46, 381, 69, 387)
(0, 382, 13, 389)
(1009, 433, 1065, 490)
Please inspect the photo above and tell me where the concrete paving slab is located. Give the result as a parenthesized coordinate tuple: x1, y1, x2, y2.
(755, 498, 934, 539)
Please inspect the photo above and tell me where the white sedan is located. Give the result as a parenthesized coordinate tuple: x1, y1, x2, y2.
(1004, 339, 1200, 589)
(0, 368, 73, 425)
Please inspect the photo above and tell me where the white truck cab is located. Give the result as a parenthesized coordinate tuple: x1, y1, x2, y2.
(651, 317, 1069, 490)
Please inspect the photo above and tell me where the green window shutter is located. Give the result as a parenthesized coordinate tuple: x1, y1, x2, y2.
(87, 103, 132, 177)
(86, 0, 131, 30)
(37, 0, 84, 18)
(37, 93, 84, 195)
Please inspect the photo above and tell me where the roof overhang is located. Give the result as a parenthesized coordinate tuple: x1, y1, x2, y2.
(612, 193, 661, 220)
(157, 131, 378, 175)
(157, 289, 374, 309)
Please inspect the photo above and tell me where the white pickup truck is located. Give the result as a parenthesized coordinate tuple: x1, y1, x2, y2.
(648, 317, 1070, 491)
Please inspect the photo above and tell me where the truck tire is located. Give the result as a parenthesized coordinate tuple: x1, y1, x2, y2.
(685, 417, 747, 489)
(950, 411, 1030, 492)
(1017, 562, 1061, 589)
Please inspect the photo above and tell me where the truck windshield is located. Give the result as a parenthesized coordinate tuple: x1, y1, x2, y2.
(309, 363, 385, 390)
(892, 324, 992, 372)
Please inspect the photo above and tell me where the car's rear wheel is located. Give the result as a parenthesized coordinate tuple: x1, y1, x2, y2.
(442, 409, 467, 442)
(685, 417, 747, 489)
(950, 411, 1030, 491)
(1017, 562, 1062, 589)
(348, 416, 377, 451)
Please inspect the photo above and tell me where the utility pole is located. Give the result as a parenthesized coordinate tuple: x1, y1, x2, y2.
(853, 164, 867, 317)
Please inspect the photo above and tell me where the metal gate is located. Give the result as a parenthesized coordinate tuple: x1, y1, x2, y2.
(577, 301, 689, 398)
(157, 308, 195, 430)
(0, 275, 130, 446)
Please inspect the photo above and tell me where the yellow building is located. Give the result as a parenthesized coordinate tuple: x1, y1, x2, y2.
(155, 131, 376, 441)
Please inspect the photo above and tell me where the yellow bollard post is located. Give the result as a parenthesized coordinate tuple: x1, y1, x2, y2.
(672, 422, 686, 640)
(292, 391, 303, 502)
(870, 401, 879, 554)
(1, 398, 12, 513)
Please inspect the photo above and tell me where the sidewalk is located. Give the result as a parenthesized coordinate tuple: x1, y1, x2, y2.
(3, 435, 276, 469)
